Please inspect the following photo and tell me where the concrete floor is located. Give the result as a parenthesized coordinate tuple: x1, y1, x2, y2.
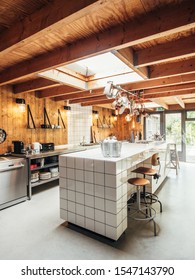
(0, 162, 195, 260)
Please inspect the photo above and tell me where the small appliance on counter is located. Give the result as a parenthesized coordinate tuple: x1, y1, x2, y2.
(41, 142, 54, 152)
(31, 142, 42, 154)
(12, 140, 25, 154)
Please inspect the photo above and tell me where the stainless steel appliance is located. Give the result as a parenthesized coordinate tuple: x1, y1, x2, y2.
(0, 156, 27, 210)
(12, 141, 24, 154)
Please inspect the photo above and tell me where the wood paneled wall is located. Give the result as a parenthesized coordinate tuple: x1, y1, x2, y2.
(0, 85, 68, 154)
(0, 86, 144, 154)
(92, 106, 143, 142)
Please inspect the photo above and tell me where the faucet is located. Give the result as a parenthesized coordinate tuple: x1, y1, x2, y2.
(80, 136, 86, 146)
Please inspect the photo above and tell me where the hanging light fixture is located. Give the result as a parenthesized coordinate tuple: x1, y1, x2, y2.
(16, 98, 26, 112)
(92, 110, 99, 119)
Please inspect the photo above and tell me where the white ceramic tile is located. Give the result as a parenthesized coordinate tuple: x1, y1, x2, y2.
(76, 169, 84, 181)
(67, 190, 75, 202)
(85, 206, 94, 219)
(76, 215, 85, 227)
(94, 184, 104, 198)
(67, 201, 76, 213)
(122, 218, 128, 231)
(95, 221, 105, 236)
(67, 179, 75, 191)
(121, 183, 127, 196)
(85, 218, 95, 231)
(75, 158, 84, 170)
(122, 205, 127, 219)
(59, 177, 67, 189)
(116, 223, 124, 239)
(121, 159, 127, 171)
(94, 172, 104, 186)
(95, 209, 105, 223)
(75, 192, 84, 204)
(60, 188, 67, 199)
(85, 171, 94, 183)
(116, 197, 123, 213)
(59, 156, 66, 167)
(94, 160, 105, 173)
(85, 194, 94, 207)
(59, 167, 66, 178)
(105, 199, 117, 214)
(85, 182, 94, 195)
(60, 198, 67, 210)
(105, 212, 115, 227)
(105, 187, 117, 201)
(126, 157, 132, 169)
(75, 181, 84, 193)
(67, 168, 75, 180)
(60, 209, 68, 221)
(84, 159, 94, 171)
(66, 157, 75, 168)
(95, 197, 105, 211)
(105, 162, 117, 175)
(68, 211, 76, 223)
(76, 204, 85, 216)
(121, 170, 127, 184)
(105, 174, 121, 188)
(105, 225, 117, 240)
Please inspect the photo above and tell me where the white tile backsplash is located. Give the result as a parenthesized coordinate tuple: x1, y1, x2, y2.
(68, 104, 92, 145)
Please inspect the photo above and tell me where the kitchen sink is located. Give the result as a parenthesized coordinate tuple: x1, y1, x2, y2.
(80, 143, 99, 146)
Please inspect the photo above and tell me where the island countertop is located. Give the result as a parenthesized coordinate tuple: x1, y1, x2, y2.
(59, 141, 166, 161)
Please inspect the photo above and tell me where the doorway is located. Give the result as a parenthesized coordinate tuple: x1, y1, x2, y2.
(185, 111, 195, 163)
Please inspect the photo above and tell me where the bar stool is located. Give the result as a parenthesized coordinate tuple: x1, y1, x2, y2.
(131, 153, 162, 212)
(128, 177, 157, 236)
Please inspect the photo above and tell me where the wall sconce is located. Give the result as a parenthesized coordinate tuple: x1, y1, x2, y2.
(112, 113, 117, 121)
(92, 110, 99, 119)
(64, 105, 71, 111)
(64, 105, 71, 116)
(16, 98, 26, 112)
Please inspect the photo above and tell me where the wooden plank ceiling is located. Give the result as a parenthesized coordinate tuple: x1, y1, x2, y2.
(0, 0, 195, 110)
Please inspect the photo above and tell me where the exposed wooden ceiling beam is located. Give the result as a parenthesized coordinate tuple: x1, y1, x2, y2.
(174, 96, 185, 109)
(81, 99, 115, 106)
(123, 73, 195, 91)
(13, 78, 60, 94)
(150, 57, 195, 79)
(144, 82, 195, 95)
(150, 98, 169, 110)
(135, 35, 195, 67)
(70, 95, 108, 104)
(38, 69, 87, 90)
(145, 88, 195, 99)
(112, 49, 149, 79)
(54, 89, 103, 101)
(168, 103, 195, 110)
(38, 85, 81, 98)
(0, 0, 100, 54)
(0, 0, 194, 85)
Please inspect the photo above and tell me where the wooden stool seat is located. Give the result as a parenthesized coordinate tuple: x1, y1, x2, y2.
(128, 177, 150, 186)
(132, 166, 157, 176)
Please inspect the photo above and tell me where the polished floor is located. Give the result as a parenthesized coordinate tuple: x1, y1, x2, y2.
(0, 162, 194, 260)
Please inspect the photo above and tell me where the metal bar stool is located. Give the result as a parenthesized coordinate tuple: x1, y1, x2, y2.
(128, 177, 157, 236)
(131, 153, 162, 213)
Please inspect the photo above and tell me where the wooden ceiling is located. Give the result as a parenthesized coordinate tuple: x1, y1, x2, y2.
(0, 0, 195, 110)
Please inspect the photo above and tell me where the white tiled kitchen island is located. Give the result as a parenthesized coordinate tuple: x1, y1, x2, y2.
(59, 142, 169, 240)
